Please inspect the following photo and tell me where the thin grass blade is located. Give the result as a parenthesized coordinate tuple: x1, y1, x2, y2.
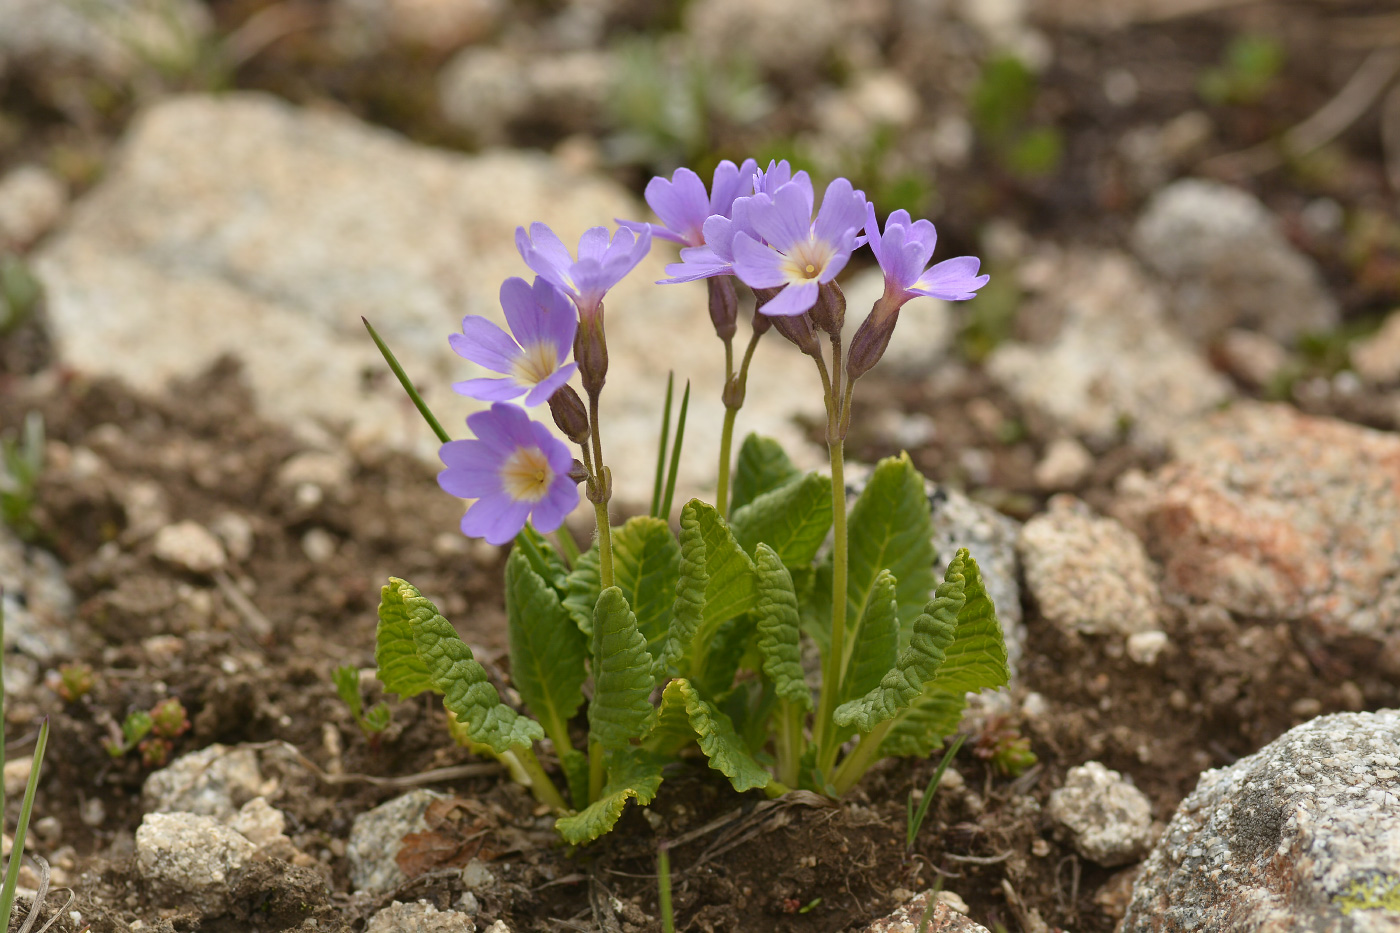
(657, 843, 675, 933)
(660, 380, 690, 520)
(362, 316, 451, 445)
(651, 373, 675, 518)
(0, 717, 48, 930)
(906, 733, 966, 848)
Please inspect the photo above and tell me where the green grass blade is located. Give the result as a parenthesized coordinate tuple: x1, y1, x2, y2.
(660, 380, 690, 520)
(651, 373, 675, 519)
(0, 717, 48, 930)
(658, 844, 676, 933)
(362, 316, 451, 445)
(906, 734, 966, 848)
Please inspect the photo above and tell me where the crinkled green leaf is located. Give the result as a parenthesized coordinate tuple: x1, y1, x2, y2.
(514, 525, 570, 594)
(375, 578, 435, 699)
(563, 518, 681, 659)
(505, 548, 587, 749)
(731, 472, 833, 568)
(589, 586, 656, 750)
(880, 550, 1010, 758)
(400, 578, 544, 753)
(693, 614, 754, 699)
(843, 453, 937, 648)
(655, 679, 770, 792)
(730, 433, 801, 513)
(838, 569, 900, 708)
(665, 500, 756, 678)
(753, 544, 812, 711)
(561, 748, 591, 811)
(831, 557, 963, 735)
(555, 747, 665, 844)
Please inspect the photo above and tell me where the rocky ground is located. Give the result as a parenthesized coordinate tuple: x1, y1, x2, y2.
(2, 0, 1400, 931)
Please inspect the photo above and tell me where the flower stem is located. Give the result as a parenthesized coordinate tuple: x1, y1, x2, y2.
(831, 719, 893, 796)
(588, 739, 605, 803)
(587, 391, 614, 588)
(716, 407, 738, 519)
(776, 700, 804, 788)
(716, 328, 765, 520)
(515, 744, 569, 812)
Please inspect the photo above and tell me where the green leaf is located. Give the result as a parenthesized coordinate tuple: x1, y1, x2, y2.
(730, 472, 833, 568)
(506, 549, 588, 749)
(362, 703, 391, 732)
(655, 679, 770, 792)
(832, 560, 963, 735)
(589, 587, 656, 750)
(753, 544, 812, 711)
(514, 525, 570, 594)
(730, 434, 801, 513)
(693, 614, 754, 699)
(333, 665, 365, 720)
(845, 453, 937, 647)
(838, 569, 900, 708)
(555, 747, 665, 845)
(881, 550, 1010, 758)
(375, 578, 438, 700)
(400, 578, 545, 753)
(561, 748, 591, 811)
(563, 517, 681, 660)
(665, 500, 757, 678)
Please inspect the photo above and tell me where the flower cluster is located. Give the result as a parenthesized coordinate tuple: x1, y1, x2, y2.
(438, 159, 988, 547)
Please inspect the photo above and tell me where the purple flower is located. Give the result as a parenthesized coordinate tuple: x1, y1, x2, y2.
(450, 277, 578, 407)
(752, 159, 812, 201)
(623, 159, 758, 248)
(438, 403, 579, 545)
(865, 203, 989, 306)
(515, 222, 652, 322)
(729, 177, 868, 316)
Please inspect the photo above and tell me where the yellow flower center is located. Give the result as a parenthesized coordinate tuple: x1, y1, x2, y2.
(781, 237, 834, 283)
(500, 446, 553, 502)
(511, 341, 559, 387)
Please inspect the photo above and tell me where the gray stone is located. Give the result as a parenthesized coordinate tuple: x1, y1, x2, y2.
(335, 0, 501, 52)
(368, 900, 478, 933)
(0, 529, 76, 663)
(1122, 710, 1400, 932)
(861, 890, 993, 933)
(348, 789, 446, 895)
(0, 165, 67, 250)
(1018, 495, 1160, 638)
(152, 520, 227, 574)
(929, 485, 1024, 672)
(1047, 761, 1154, 867)
(684, 0, 841, 76)
(143, 744, 268, 822)
(1352, 310, 1400, 386)
(135, 811, 255, 917)
(1133, 178, 1339, 343)
(36, 94, 824, 507)
(1217, 328, 1290, 389)
(438, 46, 614, 146)
(987, 250, 1231, 449)
(1033, 437, 1093, 491)
(0, 0, 211, 76)
(1113, 402, 1400, 650)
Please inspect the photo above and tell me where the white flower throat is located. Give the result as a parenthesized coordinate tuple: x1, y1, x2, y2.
(500, 446, 553, 502)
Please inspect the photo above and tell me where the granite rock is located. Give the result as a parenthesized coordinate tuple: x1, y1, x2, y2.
(1352, 310, 1400, 386)
(1018, 495, 1161, 638)
(143, 744, 269, 822)
(0, 165, 67, 250)
(0, 529, 76, 664)
(368, 900, 478, 933)
(348, 789, 446, 895)
(135, 811, 255, 917)
(1122, 710, 1400, 932)
(438, 46, 614, 146)
(861, 890, 992, 933)
(1133, 178, 1338, 343)
(1046, 761, 1154, 867)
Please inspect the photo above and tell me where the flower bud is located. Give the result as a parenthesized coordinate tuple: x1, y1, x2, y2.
(808, 281, 845, 335)
(574, 305, 609, 397)
(767, 311, 820, 357)
(549, 385, 590, 445)
(722, 372, 746, 409)
(569, 459, 589, 485)
(847, 297, 900, 381)
(587, 465, 613, 504)
(707, 276, 738, 342)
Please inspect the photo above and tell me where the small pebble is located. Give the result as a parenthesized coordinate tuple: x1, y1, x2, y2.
(301, 528, 338, 563)
(152, 521, 227, 574)
(1034, 438, 1093, 490)
(1126, 631, 1170, 665)
(935, 890, 970, 914)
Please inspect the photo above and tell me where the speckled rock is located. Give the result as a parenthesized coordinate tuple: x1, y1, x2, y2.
(136, 811, 255, 917)
(438, 46, 614, 146)
(348, 789, 446, 895)
(1122, 710, 1400, 932)
(1352, 310, 1400, 386)
(36, 94, 824, 506)
(861, 890, 992, 932)
(152, 520, 227, 573)
(143, 744, 269, 822)
(929, 485, 1025, 672)
(1047, 761, 1154, 867)
(1114, 402, 1400, 651)
(0, 529, 75, 665)
(1018, 495, 1160, 638)
(986, 250, 1231, 449)
(1133, 178, 1339, 343)
(1033, 437, 1093, 491)
(368, 899, 478, 933)
(0, 165, 66, 249)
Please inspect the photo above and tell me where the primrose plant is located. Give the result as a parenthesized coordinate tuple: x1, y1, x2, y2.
(368, 160, 1009, 844)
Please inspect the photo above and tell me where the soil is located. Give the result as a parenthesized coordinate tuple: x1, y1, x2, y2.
(2, 1, 1399, 931)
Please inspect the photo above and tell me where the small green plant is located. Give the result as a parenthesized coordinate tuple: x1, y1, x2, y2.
(0, 593, 53, 932)
(51, 662, 96, 702)
(974, 715, 1037, 777)
(906, 734, 966, 848)
(0, 411, 45, 542)
(104, 698, 189, 766)
(970, 55, 1063, 179)
(1198, 35, 1285, 106)
(333, 665, 392, 746)
(0, 255, 42, 336)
